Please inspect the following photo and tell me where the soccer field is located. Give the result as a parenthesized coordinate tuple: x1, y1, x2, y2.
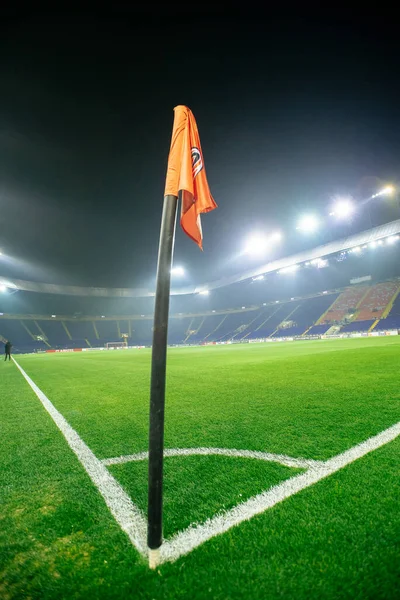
(1, 337, 399, 599)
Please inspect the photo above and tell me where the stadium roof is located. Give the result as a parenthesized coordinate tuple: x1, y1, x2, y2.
(1, 219, 400, 298)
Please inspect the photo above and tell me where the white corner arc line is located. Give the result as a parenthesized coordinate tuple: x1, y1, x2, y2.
(102, 448, 322, 470)
(12, 358, 400, 568)
(158, 420, 400, 564)
(12, 358, 148, 557)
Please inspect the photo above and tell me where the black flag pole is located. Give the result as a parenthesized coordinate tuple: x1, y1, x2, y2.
(147, 193, 179, 568)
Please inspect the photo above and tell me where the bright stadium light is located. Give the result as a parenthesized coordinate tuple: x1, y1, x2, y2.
(352, 246, 362, 253)
(244, 234, 269, 256)
(0, 284, 6, 292)
(270, 231, 282, 243)
(171, 266, 185, 276)
(199, 290, 209, 295)
(387, 235, 399, 244)
(296, 215, 319, 233)
(101, 315, 105, 318)
(244, 230, 282, 256)
(369, 241, 377, 249)
(51, 314, 56, 318)
(252, 275, 264, 281)
(279, 264, 299, 274)
(330, 198, 354, 219)
(371, 185, 395, 198)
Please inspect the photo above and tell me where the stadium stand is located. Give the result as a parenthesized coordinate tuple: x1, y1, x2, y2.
(130, 319, 153, 346)
(3, 279, 400, 352)
(187, 313, 225, 343)
(340, 320, 375, 333)
(319, 286, 368, 324)
(209, 310, 260, 342)
(271, 294, 339, 337)
(307, 323, 332, 335)
(36, 319, 70, 347)
(354, 281, 400, 322)
(374, 291, 400, 331)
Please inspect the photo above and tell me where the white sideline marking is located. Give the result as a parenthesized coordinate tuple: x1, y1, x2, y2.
(12, 359, 148, 556)
(13, 359, 400, 567)
(158, 421, 400, 564)
(102, 447, 322, 470)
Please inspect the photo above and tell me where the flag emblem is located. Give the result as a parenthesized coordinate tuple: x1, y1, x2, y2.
(191, 147, 203, 178)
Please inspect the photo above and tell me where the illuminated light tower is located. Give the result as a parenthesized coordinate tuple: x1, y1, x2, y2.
(371, 185, 395, 199)
(330, 198, 354, 219)
(244, 231, 282, 256)
(244, 234, 270, 256)
(296, 215, 319, 233)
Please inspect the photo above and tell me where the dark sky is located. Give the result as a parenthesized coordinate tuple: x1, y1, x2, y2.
(1, 8, 400, 289)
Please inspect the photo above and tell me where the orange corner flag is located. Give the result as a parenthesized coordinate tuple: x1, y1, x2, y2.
(164, 106, 217, 249)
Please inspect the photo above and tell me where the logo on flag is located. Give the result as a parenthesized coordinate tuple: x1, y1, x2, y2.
(191, 147, 203, 179)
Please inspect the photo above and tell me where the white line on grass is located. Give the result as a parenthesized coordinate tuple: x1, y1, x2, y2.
(158, 420, 400, 564)
(12, 358, 148, 557)
(13, 358, 400, 568)
(102, 447, 322, 470)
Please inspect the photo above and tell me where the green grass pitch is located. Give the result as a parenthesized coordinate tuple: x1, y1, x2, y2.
(1, 337, 399, 599)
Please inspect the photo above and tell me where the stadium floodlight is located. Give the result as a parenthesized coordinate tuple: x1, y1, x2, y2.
(280, 264, 299, 274)
(330, 198, 354, 219)
(171, 266, 185, 276)
(296, 215, 319, 233)
(369, 241, 377, 249)
(242, 306, 246, 309)
(252, 275, 264, 281)
(270, 231, 282, 242)
(0, 284, 6, 292)
(352, 246, 362, 253)
(262, 302, 267, 306)
(212, 310, 216, 313)
(275, 300, 280, 303)
(378, 240, 383, 245)
(371, 185, 395, 198)
(199, 290, 210, 295)
(387, 235, 399, 244)
(51, 314, 56, 318)
(244, 234, 269, 256)
(101, 315, 105, 318)
(322, 290, 328, 294)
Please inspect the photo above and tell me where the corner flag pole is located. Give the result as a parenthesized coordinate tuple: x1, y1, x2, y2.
(147, 105, 217, 569)
(147, 193, 178, 568)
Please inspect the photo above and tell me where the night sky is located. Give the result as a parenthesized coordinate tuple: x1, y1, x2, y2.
(1, 9, 400, 289)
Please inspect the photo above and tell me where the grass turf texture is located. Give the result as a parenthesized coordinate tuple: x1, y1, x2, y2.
(0, 337, 399, 598)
